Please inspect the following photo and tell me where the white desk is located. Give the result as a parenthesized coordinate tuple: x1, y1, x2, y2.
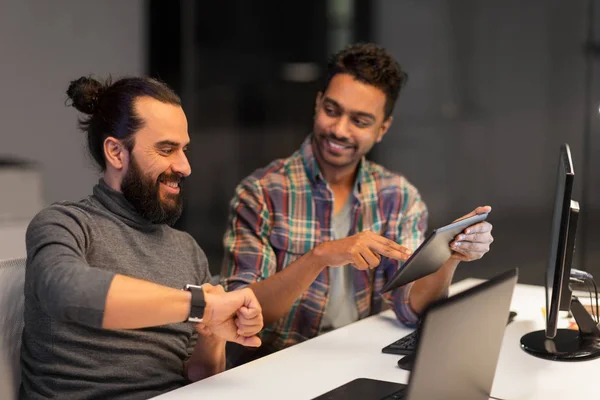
(153, 279, 599, 400)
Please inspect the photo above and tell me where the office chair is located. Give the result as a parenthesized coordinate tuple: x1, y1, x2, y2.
(0, 257, 26, 400)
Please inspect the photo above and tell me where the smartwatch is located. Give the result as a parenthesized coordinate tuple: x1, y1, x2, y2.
(184, 284, 206, 323)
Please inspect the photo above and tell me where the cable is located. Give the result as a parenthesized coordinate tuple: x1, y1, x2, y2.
(580, 277, 597, 323)
(572, 273, 600, 323)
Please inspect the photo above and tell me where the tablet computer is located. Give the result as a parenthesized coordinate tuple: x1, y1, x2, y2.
(380, 213, 488, 293)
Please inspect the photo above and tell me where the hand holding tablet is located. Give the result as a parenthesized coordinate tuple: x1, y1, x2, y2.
(381, 212, 489, 293)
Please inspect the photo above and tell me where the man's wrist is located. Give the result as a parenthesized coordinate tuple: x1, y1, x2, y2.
(202, 291, 215, 325)
(306, 246, 328, 272)
(186, 334, 226, 381)
(184, 284, 207, 322)
(180, 289, 193, 323)
(439, 257, 460, 276)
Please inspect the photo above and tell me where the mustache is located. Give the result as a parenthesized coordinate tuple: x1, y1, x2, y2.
(321, 133, 356, 147)
(158, 173, 185, 185)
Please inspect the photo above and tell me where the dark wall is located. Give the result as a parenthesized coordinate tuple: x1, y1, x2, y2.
(374, 0, 600, 283)
(148, 0, 600, 282)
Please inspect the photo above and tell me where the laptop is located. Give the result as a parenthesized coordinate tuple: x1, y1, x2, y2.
(312, 268, 518, 400)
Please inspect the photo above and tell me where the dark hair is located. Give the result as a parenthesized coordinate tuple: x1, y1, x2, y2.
(323, 43, 408, 119)
(66, 76, 181, 170)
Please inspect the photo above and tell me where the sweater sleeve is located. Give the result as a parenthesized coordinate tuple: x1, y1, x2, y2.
(25, 205, 115, 328)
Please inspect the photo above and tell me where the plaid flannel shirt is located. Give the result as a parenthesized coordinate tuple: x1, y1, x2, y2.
(222, 135, 428, 357)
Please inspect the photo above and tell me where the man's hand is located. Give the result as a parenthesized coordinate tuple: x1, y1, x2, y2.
(450, 206, 494, 262)
(311, 230, 412, 270)
(196, 285, 263, 347)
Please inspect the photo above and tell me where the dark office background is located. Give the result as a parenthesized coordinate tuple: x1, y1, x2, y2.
(3, 0, 600, 285)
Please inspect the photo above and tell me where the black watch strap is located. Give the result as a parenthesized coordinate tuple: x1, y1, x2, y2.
(184, 284, 206, 323)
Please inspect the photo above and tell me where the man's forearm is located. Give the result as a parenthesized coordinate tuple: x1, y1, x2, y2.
(102, 274, 191, 329)
(408, 258, 460, 314)
(185, 335, 226, 382)
(249, 250, 325, 325)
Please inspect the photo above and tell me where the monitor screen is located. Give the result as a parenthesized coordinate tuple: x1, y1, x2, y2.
(545, 144, 574, 338)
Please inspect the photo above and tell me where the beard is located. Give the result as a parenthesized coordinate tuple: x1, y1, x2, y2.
(121, 155, 184, 226)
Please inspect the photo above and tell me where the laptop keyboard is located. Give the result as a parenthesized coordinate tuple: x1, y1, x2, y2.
(381, 387, 407, 400)
(381, 330, 419, 355)
(381, 310, 517, 356)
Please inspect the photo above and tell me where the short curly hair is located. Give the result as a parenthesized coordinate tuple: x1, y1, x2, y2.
(323, 43, 408, 119)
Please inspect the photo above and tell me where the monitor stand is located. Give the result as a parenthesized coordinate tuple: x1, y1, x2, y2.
(520, 297, 600, 361)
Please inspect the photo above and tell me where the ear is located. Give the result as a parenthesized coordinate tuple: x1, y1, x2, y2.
(103, 137, 128, 170)
(376, 116, 393, 143)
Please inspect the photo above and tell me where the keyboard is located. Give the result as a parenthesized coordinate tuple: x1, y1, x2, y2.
(381, 310, 517, 356)
(381, 329, 419, 355)
(381, 387, 407, 400)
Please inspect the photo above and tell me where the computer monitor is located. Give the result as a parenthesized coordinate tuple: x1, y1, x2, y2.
(546, 144, 576, 339)
(520, 143, 600, 361)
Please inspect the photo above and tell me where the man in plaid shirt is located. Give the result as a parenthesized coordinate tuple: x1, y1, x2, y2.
(221, 43, 494, 366)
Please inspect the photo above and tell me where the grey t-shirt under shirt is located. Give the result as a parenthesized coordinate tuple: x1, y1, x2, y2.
(321, 198, 359, 331)
(20, 180, 210, 400)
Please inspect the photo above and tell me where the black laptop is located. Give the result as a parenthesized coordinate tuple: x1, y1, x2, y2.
(312, 268, 518, 400)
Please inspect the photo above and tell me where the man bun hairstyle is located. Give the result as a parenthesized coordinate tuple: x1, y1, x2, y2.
(66, 76, 181, 170)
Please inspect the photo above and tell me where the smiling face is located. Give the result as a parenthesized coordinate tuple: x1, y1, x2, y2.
(312, 73, 392, 172)
(120, 96, 191, 225)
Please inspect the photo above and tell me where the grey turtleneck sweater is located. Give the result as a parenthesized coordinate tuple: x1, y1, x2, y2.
(20, 180, 210, 400)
